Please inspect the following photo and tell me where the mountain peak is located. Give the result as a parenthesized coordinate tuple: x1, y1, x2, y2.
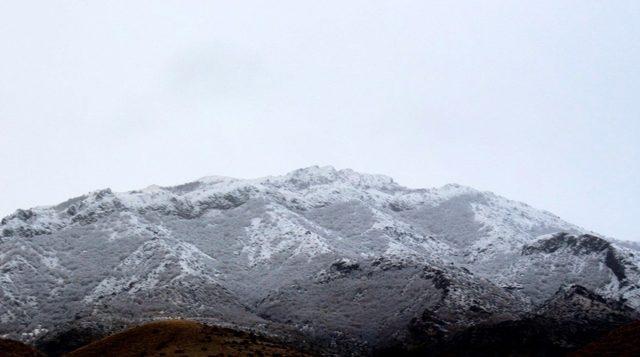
(287, 165, 338, 177)
(279, 165, 396, 189)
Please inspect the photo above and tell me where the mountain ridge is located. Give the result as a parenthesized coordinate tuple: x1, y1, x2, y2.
(1, 166, 638, 354)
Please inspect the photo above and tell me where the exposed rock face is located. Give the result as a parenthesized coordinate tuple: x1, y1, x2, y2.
(0, 166, 638, 354)
(522, 233, 611, 255)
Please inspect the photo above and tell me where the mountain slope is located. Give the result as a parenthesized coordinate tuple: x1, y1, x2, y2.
(1, 166, 638, 353)
(426, 285, 639, 356)
(256, 256, 522, 354)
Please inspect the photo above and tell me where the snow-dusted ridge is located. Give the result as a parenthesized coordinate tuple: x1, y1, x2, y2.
(0, 166, 583, 237)
(1, 166, 452, 239)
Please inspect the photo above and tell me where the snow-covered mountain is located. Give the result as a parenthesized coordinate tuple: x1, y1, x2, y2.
(1, 166, 638, 353)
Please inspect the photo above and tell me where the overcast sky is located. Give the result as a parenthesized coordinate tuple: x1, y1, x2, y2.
(1, 1, 638, 241)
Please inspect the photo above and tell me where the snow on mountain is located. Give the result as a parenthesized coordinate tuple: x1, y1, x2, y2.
(84, 236, 220, 303)
(503, 233, 640, 308)
(242, 204, 332, 267)
(0, 166, 638, 350)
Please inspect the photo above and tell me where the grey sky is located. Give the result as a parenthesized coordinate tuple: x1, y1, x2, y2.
(1, 1, 638, 241)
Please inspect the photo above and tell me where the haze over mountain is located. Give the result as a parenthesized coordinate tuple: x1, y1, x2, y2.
(1, 166, 638, 354)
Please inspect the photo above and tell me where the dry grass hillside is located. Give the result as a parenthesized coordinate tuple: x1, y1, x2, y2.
(0, 338, 44, 357)
(572, 321, 640, 357)
(65, 320, 310, 357)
